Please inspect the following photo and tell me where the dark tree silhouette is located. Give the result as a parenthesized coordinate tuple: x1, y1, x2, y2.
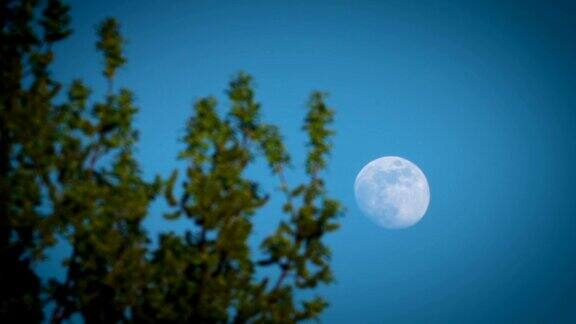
(0, 1, 343, 322)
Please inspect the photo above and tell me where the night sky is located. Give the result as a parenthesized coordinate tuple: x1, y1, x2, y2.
(42, 0, 576, 322)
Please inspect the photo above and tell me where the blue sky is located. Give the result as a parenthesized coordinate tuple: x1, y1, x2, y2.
(45, 0, 576, 322)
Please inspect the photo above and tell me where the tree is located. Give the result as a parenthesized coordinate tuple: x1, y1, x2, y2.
(1, 0, 72, 321)
(0, 1, 343, 323)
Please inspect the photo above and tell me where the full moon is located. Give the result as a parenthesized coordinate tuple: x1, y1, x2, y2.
(354, 156, 430, 229)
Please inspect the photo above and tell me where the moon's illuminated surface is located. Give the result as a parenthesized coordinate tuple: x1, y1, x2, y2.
(354, 156, 430, 229)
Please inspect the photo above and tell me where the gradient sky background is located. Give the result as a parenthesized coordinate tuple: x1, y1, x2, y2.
(42, 0, 576, 322)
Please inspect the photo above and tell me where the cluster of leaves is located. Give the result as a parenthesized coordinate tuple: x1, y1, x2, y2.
(0, 0, 343, 323)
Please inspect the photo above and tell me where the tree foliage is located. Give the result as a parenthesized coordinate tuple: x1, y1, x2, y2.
(0, 1, 343, 323)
